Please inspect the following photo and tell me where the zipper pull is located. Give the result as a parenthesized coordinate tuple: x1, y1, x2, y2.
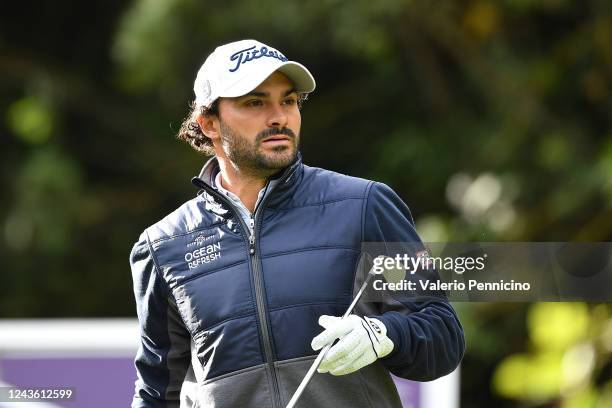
(249, 217, 255, 254)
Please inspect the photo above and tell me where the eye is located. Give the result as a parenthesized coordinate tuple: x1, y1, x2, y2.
(282, 97, 297, 106)
(245, 99, 264, 107)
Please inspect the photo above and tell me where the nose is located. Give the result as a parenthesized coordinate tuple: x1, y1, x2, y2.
(266, 103, 288, 128)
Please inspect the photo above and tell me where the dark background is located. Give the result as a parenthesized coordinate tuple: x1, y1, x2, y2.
(1, 1, 611, 406)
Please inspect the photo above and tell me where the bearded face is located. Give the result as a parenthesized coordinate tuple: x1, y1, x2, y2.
(218, 119, 299, 176)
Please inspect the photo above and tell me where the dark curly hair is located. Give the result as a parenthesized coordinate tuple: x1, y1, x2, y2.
(176, 94, 309, 156)
(176, 100, 220, 156)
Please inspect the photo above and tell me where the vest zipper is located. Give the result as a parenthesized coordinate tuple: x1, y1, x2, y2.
(195, 165, 297, 408)
(248, 214, 282, 408)
(249, 217, 256, 254)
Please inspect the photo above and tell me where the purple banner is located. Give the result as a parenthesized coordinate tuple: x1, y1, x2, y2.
(1, 357, 421, 407)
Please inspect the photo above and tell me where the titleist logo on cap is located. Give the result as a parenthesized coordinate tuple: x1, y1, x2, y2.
(229, 45, 289, 73)
(193, 39, 315, 107)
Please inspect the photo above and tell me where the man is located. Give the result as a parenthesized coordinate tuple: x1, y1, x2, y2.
(130, 39, 465, 408)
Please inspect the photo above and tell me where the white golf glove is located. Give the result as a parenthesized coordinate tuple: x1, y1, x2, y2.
(311, 314, 394, 376)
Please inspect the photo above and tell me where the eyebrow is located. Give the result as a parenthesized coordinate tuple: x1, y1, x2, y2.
(242, 88, 297, 98)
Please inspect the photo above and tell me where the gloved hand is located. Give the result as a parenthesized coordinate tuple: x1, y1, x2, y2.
(311, 314, 394, 376)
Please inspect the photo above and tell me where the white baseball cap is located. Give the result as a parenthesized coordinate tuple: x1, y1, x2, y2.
(193, 39, 316, 108)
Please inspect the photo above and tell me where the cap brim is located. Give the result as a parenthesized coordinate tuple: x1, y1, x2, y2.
(221, 61, 316, 98)
(276, 61, 316, 93)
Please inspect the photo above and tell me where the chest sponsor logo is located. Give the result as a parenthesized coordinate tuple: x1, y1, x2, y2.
(184, 233, 222, 269)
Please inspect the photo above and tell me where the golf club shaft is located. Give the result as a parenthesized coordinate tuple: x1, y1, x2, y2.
(285, 271, 376, 408)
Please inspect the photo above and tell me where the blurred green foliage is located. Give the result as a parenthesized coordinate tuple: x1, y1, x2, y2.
(1, 0, 611, 407)
(6, 97, 54, 144)
(491, 303, 612, 406)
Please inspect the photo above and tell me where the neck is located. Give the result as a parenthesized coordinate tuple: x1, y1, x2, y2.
(216, 159, 270, 213)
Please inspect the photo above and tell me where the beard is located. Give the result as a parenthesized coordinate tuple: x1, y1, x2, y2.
(218, 120, 299, 177)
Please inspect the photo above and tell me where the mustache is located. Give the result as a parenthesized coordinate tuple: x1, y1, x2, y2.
(256, 127, 296, 142)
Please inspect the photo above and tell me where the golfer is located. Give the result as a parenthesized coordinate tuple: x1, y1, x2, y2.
(130, 39, 465, 408)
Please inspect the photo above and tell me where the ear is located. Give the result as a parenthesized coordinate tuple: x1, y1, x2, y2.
(196, 111, 220, 141)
